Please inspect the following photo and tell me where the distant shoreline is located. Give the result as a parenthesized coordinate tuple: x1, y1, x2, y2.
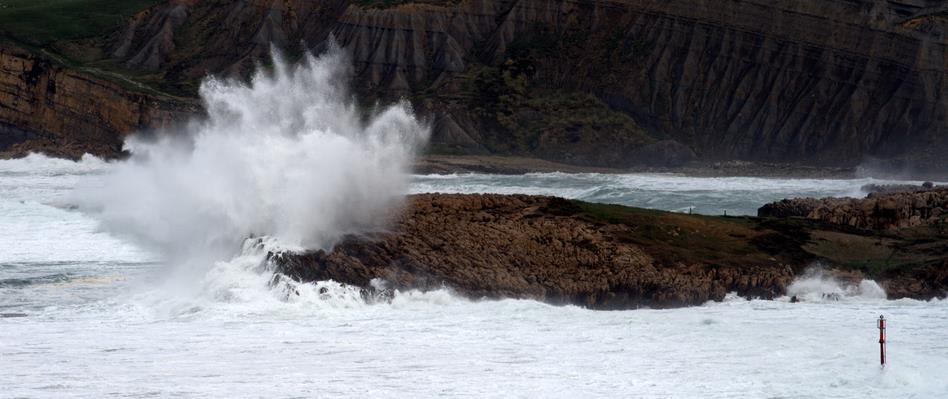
(415, 155, 864, 179)
(4, 151, 942, 180)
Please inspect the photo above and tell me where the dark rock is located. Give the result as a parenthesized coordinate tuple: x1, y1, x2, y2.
(759, 188, 948, 230)
(627, 140, 698, 167)
(274, 194, 948, 309)
(862, 183, 939, 196)
(757, 198, 822, 219)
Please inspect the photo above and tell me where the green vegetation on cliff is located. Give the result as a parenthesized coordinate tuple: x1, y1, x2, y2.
(0, 0, 158, 45)
(447, 24, 660, 164)
(460, 64, 654, 156)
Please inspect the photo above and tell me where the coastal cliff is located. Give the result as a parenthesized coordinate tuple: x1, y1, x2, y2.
(273, 193, 948, 309)
(1, 0, 947, 175)
(0, 46, 195, 159)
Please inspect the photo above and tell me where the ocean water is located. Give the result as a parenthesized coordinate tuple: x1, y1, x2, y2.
(2, 154, 947, 398)
(411, 172, 934, 216)
(3, 48, 947, 398)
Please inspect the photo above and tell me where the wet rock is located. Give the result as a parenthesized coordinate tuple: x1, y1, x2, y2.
(275, 194, 800, 309)
(272, 194, 947, 308)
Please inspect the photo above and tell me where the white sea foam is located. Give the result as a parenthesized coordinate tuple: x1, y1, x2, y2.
(5, 152, 948, 398)
(73, 46, 429, 269)
(411, 173, 944, 215)
(786, 266, 889, 302)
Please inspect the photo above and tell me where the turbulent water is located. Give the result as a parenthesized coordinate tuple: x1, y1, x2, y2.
(411, 173, 933, 216)
(3, 49, 948, 398)
(4, 155, 947, 398)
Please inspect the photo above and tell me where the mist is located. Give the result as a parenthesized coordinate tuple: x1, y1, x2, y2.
(73, 46, 429, 266)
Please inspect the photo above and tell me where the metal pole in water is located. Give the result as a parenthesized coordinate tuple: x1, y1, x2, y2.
(878, 315, 886, 366)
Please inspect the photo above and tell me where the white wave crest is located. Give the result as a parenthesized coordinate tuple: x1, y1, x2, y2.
(786, 267, 887, 302)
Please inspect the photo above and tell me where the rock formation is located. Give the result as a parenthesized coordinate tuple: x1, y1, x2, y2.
(861, 181, 937, 195)
(759, 187, 948, 230)
(2, 0, 947, 176)
(274, 194, 948, 308)
(0, 46, 195, 159)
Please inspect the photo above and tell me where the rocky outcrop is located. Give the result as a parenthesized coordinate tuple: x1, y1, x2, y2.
(0, 46, 195, 159)
(861, 181, 937, 195)
(758, 187, 948, 230)
(881, 260, 948, 299)
(274, 194, 948, 308)
(758, 198, 825, 220)
(275, 194, 795, 308)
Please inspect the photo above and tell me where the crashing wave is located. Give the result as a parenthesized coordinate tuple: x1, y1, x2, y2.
(74, 45, 429, 309)
(785, 266, 887, 302)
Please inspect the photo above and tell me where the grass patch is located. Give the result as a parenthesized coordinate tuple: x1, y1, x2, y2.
(804, 229, 948, 276)
(542, 200, 776, 267)
(540, 199, 948, 274)
(0, 0, 159, 46)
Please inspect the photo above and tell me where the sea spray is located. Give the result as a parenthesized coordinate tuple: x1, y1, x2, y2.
(73, 46, 429, 306)
(786, 266, 887, 302)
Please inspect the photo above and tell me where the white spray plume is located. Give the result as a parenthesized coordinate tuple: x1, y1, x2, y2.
(75, 47, 429, 264)
(786, 266, 887, 301)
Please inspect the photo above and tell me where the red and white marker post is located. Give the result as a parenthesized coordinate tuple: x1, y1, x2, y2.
(878, 315, 886, 366)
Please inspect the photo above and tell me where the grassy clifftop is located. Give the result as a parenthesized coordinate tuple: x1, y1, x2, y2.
(0, 0, 158, 46)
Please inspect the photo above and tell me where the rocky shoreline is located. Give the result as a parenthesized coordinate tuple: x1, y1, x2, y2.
(272, 193, 948, 309)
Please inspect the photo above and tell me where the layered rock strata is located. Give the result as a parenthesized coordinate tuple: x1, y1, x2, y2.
(0, 47, 195, 159)
(4, 0, 947, 175)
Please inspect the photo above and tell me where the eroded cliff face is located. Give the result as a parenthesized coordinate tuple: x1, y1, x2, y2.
(2, 0, 947, 174)
(104, 0, 948, 173)
(0, 46, 195, 159)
